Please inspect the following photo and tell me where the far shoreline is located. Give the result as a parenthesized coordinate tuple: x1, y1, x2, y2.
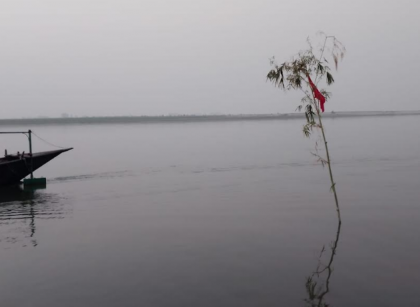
(1, 111, 420, 127)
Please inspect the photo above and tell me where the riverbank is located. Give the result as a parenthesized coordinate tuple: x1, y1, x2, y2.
(1, 111, 420, 126)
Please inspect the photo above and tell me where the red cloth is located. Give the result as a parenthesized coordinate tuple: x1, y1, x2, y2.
(307, 75, 326, 112)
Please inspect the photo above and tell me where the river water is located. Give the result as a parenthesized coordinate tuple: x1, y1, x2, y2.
(0, 115, 419, 307)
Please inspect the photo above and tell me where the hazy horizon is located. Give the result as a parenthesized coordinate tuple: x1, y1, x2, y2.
(1, 0, 419, 118)
(1, 109, 420, 121)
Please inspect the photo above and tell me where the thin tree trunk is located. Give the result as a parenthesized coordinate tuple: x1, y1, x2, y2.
(316, 108, 342, 225)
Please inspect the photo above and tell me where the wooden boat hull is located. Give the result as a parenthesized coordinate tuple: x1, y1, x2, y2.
(0, 148, 72, 186)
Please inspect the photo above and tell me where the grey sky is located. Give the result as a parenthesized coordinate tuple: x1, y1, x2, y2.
(0, 0, 418, 118)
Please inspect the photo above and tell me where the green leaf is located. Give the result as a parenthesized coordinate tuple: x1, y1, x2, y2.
(317, 63, 324, 75)
(326, 72, 334, 85)
(295, 76, 301, 88)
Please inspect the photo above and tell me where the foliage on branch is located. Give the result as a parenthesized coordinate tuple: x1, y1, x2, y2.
(267, 34, 345, 137)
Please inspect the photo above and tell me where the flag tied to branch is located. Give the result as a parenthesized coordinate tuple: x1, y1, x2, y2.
(307, 74, 326, 112)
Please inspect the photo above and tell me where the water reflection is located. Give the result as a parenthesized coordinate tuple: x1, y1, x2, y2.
(0, 185, 68, 248)
(305, 221, 342, 306)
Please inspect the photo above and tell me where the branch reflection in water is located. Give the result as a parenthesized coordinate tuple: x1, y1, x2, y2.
(0, 185, 68, 248)
(305, 221, 342, 307)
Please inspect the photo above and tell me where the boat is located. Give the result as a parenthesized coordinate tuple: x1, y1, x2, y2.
(0, 148, 72, 186)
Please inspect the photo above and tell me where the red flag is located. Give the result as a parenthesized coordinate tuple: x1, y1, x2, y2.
(307, 74, 326, 112)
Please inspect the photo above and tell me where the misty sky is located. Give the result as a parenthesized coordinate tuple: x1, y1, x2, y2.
(1, 0, 419, 118)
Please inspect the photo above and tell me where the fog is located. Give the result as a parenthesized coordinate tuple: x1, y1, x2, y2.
(0, 0, 418, 118)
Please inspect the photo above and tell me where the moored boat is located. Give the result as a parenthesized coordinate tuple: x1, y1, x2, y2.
(0, 148, 72, 186)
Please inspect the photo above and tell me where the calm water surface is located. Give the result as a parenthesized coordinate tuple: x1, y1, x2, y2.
(0, 116, 419, 307)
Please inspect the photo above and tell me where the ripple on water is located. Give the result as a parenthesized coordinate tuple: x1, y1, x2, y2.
(0, 186, 71, 248)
